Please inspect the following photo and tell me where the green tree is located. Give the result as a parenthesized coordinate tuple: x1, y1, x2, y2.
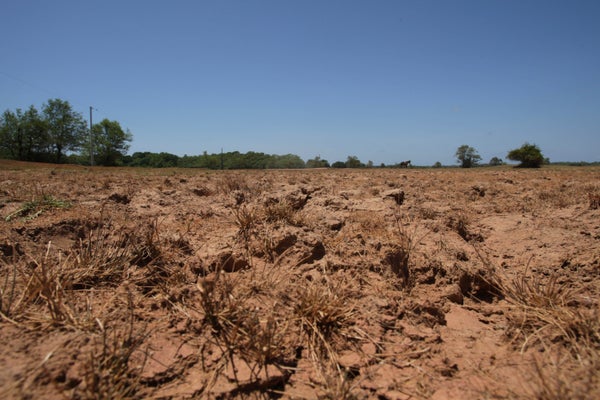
(126, 152, 179, 167)
(507, 143, 545, 168)
(0, 109, 22, 159)
(87, 119, 132, 166)
(179, 151, 220, 169)
(1, 106, 51, 162)
(306, 155, 330, 168)
(345, 155, 363, 168)
(489, 157, 503, 166)
(268, 154, 305, 169)
(22, 105, 50, 161)
(202, 151, 221, 169)
(42, 98, 87, 163)
(455, 145, 481, 168)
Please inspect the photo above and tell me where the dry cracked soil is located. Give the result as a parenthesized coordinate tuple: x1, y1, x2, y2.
(1, 160, 599, 399)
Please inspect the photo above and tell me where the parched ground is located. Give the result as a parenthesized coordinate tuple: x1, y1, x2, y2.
(0, 160, 599, 399)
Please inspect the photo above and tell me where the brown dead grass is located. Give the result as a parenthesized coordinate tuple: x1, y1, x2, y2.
(0, 163, 599, 399)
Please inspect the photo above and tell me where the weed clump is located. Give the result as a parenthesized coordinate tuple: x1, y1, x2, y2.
(5, 195, 70, 221)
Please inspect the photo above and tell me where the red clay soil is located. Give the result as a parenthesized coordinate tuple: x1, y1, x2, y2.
(0, 162, 599, 399)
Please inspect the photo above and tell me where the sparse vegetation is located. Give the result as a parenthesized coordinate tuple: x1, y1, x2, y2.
(5, 194, 70, 221)
(0, 162, 599, 399)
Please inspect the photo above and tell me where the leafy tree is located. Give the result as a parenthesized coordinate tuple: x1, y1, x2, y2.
(306, 156, 330, 168)
(268, 154, 305, 169)
(455, 145, 482, 168)
(433, 161, 442, 168)
(84, 119, 133, 166)
(179, 151, 221, 169)
(331, 161, 346, 168)
(127, 152, 179, 167)
(2, 99, 132, 165)
(0, 109, 22, 159)
(0, 106, 50, 161)
(345, 155, 364, 168)
(507, 143, 545, 168)
(489, 157, 503, 166)
(42, 99, 87, 163)
(22, 105, 50, 161)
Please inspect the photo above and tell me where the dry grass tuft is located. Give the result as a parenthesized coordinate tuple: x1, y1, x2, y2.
(0, 257, 21, 323)
(486, 262, 600, 398)
(387, 214, 430, 287)
(232, 205, 258, 237)
(195, 268, 295, 394)
(524, 348, 600, 400)
(67, 226, 132, 289)
(294, 276, 359, 399)
(264, 199, 303, 226)
(0, 217, 148, 330)
(495, 268, 600, 351)
(21, 246, 84, 329)
(295, 281, 354, 341)
(78, 298, 149, 400)
(467, 249, 599, 399)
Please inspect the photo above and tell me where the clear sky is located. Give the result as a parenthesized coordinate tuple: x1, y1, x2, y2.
(2, 1, 599, 165)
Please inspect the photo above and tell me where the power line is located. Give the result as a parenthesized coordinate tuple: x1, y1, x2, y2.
(0, 70, 60, 99)
(0, 70, 102, 117)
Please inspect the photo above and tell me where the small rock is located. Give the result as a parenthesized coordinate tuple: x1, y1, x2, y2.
(443, 284, 464, 305)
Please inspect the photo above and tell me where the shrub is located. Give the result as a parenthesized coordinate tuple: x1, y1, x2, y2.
(507, 143, 545, 168)
(489, 157, 503, 166)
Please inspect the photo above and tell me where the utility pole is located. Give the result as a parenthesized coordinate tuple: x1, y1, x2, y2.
(89, 106, 94, 166)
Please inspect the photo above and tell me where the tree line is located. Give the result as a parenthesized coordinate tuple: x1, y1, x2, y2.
(0, 98, 132, 166)
(127, 151, 306, 169)
(119, 153, 405, 169)
(2, 98, 579, 169)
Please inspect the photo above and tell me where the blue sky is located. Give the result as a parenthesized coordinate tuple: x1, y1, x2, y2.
(2, 1, 599, 165)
